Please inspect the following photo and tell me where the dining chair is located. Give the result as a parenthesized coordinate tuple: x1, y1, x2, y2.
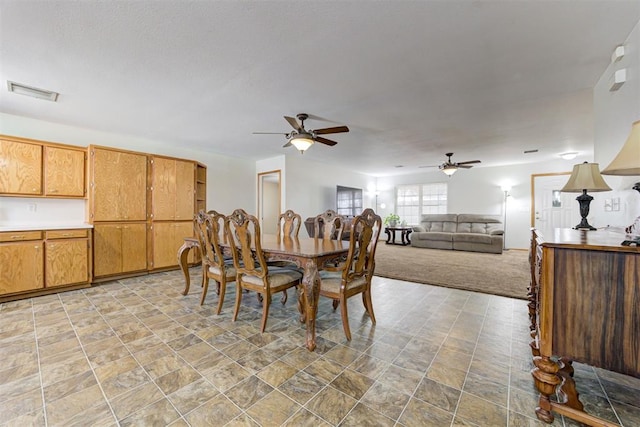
(276, 209, 302, 239)
(319, 208, 382, 340)
(193, 210, 236, 314)
(225, 208, 302, 332)
(314, 209, 345, 241)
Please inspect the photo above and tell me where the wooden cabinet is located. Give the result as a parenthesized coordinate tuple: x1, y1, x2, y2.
(529, 228, 640, 426)
(0, 137, 42, 195)
(0, 136, 86, 198)
(151, 157, 195, 220)
(90, 147, 148, 221)
(0, 228, 91, 300)
(151, 221, 193, 269)
(93, 223, 147, 278)
(44, 146, 86, 197)
(44, 229, 90, 287)
(0, 231, 44, 295)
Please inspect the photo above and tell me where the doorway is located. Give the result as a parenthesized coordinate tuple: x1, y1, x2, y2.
(258, 170, 281, 234)
(531, 172, 577, 229)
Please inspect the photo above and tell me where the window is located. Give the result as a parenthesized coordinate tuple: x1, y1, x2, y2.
(396, 183, 447, 225)
(336, 186, 363, 217)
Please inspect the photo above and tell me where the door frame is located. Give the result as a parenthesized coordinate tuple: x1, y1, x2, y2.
(257, 170, 281, 232)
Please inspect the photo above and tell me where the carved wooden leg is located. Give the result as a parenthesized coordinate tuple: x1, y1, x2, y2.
(363, 290, 376, 324)
(199, 276, 209, 305)
(532, 356, 562, 424)
(281, 289, 288, 305)
(178, 242, 193, 295)
(260, 293, 271, 333)
(216, 281, 226, 315)
(557, 358, 584, 411)
(340, 297, 351, 341)
(297, 286, 306, 323)
(332, 299, 339, 310)
(233, 284, 243, 322)
(301, 260, 320, 351)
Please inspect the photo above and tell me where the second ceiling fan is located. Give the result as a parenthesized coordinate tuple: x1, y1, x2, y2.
(253, 113, 349, 153)
(420, 152, 481, 176)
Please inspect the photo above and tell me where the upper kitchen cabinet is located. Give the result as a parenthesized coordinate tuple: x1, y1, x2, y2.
(89, 146, 148, 222)
(0, 136, 43, 195)
(151, 156, 195, 221)
(44, 146, 86, 197)
(0, 136, 87, 198)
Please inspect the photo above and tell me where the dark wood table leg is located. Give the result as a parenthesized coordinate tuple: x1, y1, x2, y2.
(385, 228, 392, 244)
(300, 259, 320, 351)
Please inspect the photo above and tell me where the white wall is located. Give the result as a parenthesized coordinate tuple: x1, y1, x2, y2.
(284, 155, 373, 225)
(593, 20, 640, 228)
(0, 113, 255, 224)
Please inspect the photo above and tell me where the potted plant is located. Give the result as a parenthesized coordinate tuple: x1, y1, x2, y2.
(384, 213, 400, 227)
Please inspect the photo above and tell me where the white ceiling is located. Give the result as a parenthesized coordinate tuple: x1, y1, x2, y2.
(1, 1, 639, 176)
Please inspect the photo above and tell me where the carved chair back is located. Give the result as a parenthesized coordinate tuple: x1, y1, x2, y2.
(277, 209, 302, 240)
(313, 209, 345, 241)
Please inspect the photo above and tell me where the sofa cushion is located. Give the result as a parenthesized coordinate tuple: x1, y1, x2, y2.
(420, 213, 458, 233)
(413, 231, 453, 242)
(412, 225, 426, 232)
(456, 214, 503, 235)
(454, 233, 492, 244)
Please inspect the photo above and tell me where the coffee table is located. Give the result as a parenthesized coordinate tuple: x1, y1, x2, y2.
(385, 226, 412, 245)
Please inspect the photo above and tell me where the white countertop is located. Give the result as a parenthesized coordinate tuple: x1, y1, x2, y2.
(0, 224, 94, 232)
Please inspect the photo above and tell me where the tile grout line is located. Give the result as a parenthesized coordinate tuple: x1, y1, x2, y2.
(32, 297, 48, 427)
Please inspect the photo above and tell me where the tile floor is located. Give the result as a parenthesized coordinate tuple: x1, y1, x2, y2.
(1, 268, 639, 427)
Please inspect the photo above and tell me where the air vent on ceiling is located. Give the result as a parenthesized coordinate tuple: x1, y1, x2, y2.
(7, 81, 59, 102)
(524, 149, 539, 154)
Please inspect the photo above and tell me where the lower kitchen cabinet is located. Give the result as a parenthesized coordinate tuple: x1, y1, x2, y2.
(0, 228, 91, 301)
(0, 232, 44, 295)
(93, 223, 147, 279)
(151, 221, 194, 269)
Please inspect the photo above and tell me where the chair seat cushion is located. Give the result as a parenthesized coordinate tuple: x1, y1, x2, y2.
(242, 267, 302, 287)
(319, 271, 367, 294)
(208, 263, 236, 277)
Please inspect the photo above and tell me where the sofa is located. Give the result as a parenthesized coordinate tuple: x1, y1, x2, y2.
(410, 214, 504, 254)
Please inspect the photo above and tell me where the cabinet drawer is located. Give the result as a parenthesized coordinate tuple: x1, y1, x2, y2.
(0, 231, 43, 242)
(46, 229, 89, 239)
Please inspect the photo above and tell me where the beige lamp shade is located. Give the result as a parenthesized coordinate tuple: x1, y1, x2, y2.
(602, 119, 640, 175)
(561, 162, 612, 192)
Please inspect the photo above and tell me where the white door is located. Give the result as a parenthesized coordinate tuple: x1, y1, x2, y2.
(532, 173, 578, 229)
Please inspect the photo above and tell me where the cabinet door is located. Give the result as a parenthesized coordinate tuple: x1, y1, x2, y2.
(152, 222, 192, 269)
(45, 239, 89, 287)
(151, 157, 176, 220)
(121, 223, 147, 273)
(0, 139, 42, 195)
(91, 148, 147, 221)
(44, 146, 86, 197)
(0, 242, 44, 294)
(118, 153, 148, 221)
(175, 160, 195, 220)
(93, 224, 123, 277)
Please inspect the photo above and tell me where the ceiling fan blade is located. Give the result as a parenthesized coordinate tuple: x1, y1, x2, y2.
(458, 164, 474, 169)
(418, 165, 438, 168)
(315, 136, 338, 146)
(283, 141, 292, 148)
(253, 132, 288, 135)
(313, 126, 349, 135)
(456, 160, 481, 165)
(284, 116, 301, 131)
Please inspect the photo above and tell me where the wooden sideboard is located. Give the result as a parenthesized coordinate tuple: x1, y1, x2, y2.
(529, 227, 639, 426)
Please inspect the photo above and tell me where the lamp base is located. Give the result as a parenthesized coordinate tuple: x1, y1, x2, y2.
(573, 191, 596, 231)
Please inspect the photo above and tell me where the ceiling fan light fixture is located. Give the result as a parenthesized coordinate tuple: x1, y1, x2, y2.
(441, 165, 457, 176)
(290, 134, 314, 153)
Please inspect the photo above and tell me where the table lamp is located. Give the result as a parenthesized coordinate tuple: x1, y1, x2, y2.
(561, 162, 611, 230)
(601, 119, 640, 245)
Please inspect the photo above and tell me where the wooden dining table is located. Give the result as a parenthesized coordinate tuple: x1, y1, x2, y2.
(179, 233, 350, 351)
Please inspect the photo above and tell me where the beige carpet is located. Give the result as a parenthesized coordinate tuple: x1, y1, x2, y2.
(373, 243, 530, 300)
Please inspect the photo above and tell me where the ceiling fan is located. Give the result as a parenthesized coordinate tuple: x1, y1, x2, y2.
(253, 113, 349, 153)
(420, 152, 481, 176)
